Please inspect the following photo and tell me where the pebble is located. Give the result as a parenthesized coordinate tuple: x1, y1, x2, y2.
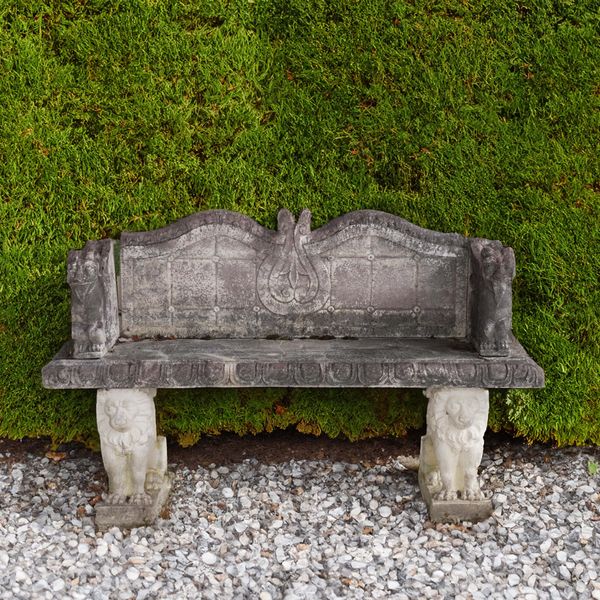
(14, 567, 28, 583)
(51, 579, 65, 592)
(580, 523, 594, 539)
(0, 441, 598, 599)
(508, 574, 520, 586)
(201, 552, 218, 566)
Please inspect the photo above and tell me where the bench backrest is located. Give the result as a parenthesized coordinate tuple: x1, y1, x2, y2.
(118, 210, 471, 340)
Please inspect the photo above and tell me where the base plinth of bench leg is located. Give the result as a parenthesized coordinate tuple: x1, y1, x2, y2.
(419, 387, 493, 523)
(95, 388, 171, 529)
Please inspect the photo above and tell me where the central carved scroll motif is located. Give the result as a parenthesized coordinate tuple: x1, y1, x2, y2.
(257, 209, 330, 315)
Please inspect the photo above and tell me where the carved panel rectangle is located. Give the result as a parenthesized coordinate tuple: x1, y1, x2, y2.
(372, 258, 417, 309)
(121, 258, 170, 335)
(171, 260, 216, 308)
(217, 260, 257, 308)
(330, 258, 371, 309)
(124, 259, 170, 311)
(418, 258, 456, 309)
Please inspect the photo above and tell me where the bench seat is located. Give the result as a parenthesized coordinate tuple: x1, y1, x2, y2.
(43, 334, 543, 389)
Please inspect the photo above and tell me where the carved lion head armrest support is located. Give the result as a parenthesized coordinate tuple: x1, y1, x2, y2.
(67, 239, 119, 358)
(469, 238, 516, 357)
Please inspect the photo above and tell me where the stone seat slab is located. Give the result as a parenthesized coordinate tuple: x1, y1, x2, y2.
(43, 334, 544, 390)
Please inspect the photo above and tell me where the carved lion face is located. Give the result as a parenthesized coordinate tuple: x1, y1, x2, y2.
(96, 389, 158, 450)
(425, 387, 489, 444)
(444, 394, 474, 430)
(104, 398, 133, 433)
(68, 259, 99, 285)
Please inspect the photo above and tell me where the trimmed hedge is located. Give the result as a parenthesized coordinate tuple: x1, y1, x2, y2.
(0, 0, 598, 447)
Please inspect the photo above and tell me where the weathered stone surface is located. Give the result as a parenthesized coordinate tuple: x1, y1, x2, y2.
(67, 239, 119, 358)
(42, 336, 544, 389)
(419, 387, 493, 523)
(418, 472, 493, 523)
(119, 209, 470, 340)
(43, 209, 546, 374)
(95, 473, 172, 530)
(96, 389, 168, 509)
(470, 238, 515, 356)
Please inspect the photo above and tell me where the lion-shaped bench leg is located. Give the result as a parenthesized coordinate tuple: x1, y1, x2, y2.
(95, 388, 171, 528)
(418, 387, 493, 523)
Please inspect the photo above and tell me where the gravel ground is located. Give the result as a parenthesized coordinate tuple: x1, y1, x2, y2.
(0, 438, 599, 599)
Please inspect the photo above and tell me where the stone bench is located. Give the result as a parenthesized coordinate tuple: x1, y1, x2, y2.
(42, 209, 544, 527)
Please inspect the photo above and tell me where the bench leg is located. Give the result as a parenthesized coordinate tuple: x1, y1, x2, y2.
(94, 388, 171, 529)
(418, 387, 493, 523)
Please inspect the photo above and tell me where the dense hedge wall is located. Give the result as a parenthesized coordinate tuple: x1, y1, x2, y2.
(1, 0, 598, 447)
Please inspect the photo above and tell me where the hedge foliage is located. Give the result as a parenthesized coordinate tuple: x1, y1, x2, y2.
(0, 0, 598, 447)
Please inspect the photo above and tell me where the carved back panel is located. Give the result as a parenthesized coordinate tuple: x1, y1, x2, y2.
(119, 210, 470, 339)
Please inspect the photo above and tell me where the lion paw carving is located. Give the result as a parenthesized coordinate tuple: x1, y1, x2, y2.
(421, 387, 489, 502)
(97, 388, 167, 506)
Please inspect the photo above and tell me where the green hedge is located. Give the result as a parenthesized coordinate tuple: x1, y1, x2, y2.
(1, 0, 598, 447)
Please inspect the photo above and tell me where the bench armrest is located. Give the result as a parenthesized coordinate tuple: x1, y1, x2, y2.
(67, 239, 119, 358)
(469, 238, 516, 357)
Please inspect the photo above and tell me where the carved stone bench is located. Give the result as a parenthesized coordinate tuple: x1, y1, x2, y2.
(42, 209, 544, 527)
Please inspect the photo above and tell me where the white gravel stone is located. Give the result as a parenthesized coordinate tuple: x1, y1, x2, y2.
(559, 565, 571, 580)
(51, 579, 65, 592)
(201, 552, 218, 566)
(14, 567, 28, 583)
(580, 523, 594, 539)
